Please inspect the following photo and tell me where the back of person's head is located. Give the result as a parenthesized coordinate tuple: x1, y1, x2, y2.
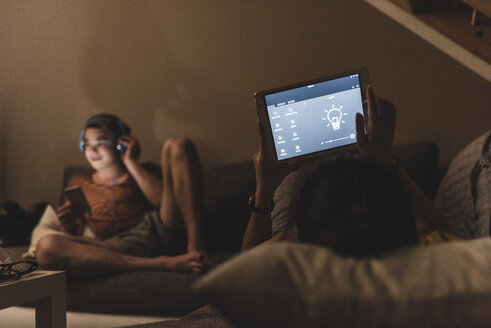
(296, 154, 418, 258)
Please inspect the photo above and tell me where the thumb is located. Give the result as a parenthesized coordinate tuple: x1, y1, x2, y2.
(355, 113, 368, 154)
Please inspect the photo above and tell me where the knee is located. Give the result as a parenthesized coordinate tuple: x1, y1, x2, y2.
(161, 137, 196, 161)
(35, 234, 66, 269)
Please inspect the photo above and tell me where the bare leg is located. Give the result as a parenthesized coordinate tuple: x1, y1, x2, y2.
(36, 234, 205, 277)
(159, 138, 206, 253)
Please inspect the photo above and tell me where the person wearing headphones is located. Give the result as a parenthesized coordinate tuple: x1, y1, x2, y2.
(35, 114, 211, 276)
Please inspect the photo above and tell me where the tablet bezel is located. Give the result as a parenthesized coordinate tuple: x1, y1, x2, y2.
(254, 67, 369, 163)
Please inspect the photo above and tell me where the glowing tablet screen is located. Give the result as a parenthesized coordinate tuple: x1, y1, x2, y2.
(264, 74, 363, 160)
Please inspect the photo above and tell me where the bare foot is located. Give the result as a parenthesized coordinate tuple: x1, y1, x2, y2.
(157, 252, 206, 274)
(188, 249, 215, 272)
(198, 251, 215, 269)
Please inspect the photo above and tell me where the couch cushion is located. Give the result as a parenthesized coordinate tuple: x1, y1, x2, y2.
(393, 142, 440, 199)
(202, 161, 255, 254)
(194, 239, 491, 328)
(66, 271, 204, 316)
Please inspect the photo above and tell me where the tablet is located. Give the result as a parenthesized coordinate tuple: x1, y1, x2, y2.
(255, 67, 369, 163)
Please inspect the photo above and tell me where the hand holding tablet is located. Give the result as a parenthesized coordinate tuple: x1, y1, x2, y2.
(252, 120, 300, 199)
(356, 85, 397, 168)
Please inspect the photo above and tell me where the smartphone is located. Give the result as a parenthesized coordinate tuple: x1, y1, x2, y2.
(64, 185, 91, 214)
(254, 67, 369, 163)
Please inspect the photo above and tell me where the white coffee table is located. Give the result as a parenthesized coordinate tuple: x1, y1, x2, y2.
(0, 270, 66, 328)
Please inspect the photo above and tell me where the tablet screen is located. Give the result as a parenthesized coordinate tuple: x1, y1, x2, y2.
(264, 74, 363, 161)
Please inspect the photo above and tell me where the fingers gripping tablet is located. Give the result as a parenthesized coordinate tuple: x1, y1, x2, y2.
(254, 68, 369, 163)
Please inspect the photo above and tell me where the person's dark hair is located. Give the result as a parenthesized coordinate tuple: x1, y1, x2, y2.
(296, 154, 418, 258)
(83, 114, 131, 142)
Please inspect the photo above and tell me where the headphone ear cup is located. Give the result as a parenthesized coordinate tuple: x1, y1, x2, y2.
(79, 130, 85, 153)
(116, 142, 127, 154)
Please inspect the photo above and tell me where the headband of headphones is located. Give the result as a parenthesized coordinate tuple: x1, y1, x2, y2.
(79, 114, 131, 153)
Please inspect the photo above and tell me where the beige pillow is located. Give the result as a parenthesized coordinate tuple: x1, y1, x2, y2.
(194, 240, 491, 328)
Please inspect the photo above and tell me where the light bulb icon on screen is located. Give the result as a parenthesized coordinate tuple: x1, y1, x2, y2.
(324, 104, 347, 131)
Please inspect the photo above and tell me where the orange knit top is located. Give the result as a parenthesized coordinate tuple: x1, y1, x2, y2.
(67, 172, 155, 240)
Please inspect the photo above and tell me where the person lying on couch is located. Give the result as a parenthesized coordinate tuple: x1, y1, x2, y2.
(242, 85, 459, 253)
(35, 114, 212, 276)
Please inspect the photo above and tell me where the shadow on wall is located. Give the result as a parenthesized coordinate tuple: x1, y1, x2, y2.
(76, 1, 384, 167)
(79, 2, 226, 165)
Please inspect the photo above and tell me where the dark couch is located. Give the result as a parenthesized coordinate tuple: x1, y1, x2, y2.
(5, 141, 441, 316)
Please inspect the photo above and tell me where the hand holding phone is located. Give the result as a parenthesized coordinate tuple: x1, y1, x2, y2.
(64, 185, 91, 214)
(56, 202, 86, 236)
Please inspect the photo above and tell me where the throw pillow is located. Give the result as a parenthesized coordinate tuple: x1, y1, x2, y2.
(435, 130, 491, 239)
(194, 240, 491, 328)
